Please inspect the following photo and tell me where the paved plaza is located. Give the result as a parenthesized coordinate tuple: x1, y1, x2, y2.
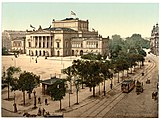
(1, 53, 159, 117)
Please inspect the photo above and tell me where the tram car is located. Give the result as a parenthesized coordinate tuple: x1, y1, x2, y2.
(121, 79, 135, 93)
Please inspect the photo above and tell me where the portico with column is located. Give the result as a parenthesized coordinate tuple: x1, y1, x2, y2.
(26, 30, 54, 56)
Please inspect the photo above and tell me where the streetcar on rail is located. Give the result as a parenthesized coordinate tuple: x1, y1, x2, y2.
(121, 79, 135, 93)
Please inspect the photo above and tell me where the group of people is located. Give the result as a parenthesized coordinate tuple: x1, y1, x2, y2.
(37, 107, 50, 116)
(37, 97, 49, 116)
(38, 97, 48, 105)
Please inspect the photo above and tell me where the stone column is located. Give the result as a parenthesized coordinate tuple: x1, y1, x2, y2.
(33, 36, 35, 48)
(37, 36, 39, 48)
(49, 36, 51, 48)
(41, 36, 43, 48)
(45, 36, 47, 48)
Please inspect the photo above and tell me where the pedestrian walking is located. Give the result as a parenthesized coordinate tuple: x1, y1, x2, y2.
(42, 108, 46, 116)
(38, 97, 41, 104)
(35, 58, 37, 63)
(37, 108, 41, 116)
(45, 98, 48, 105)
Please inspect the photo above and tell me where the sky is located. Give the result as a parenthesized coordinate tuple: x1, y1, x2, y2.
(1, 2, 159, 38)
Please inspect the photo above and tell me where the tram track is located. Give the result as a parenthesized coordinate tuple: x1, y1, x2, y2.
(101, 55, 157, 118)
(64, 55, 157, 118)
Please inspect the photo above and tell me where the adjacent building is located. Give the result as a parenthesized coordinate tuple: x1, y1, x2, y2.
(2, 30, 26, 53)
(25, 18, 109, 57)
(11, 37, 26, 54)
(150, 23, 159, 56)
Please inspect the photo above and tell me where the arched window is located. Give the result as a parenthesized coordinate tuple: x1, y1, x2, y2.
(80, 50, 83, 55)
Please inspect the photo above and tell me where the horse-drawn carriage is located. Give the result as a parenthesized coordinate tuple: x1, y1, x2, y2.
(146, 78, 150, 84)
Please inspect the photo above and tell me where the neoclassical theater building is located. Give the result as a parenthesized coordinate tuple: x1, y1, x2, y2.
(25, 18, 109, 57)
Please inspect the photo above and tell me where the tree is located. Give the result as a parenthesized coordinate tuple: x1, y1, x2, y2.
(84, 61, 103, 97)
(47, 80, 66, 110)
(127, 53, 138, 73)
(72, 60, 88, 89)
(2, 47, 9, 55)
(138, 49, 147, 57)
(99, 60, 113, 96)
(5, 66, 21, 100)
(63, 66, 73, 93)
(17, 71, 40, 105)
(125, 34, 150, 49)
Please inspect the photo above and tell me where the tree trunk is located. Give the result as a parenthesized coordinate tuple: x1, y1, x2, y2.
(60, 99, 62, 110)
(70, 80, 73, 93)
(103, 79, 106, 96)
(122, 71, 124, 81)
(23, 91, 25, 106)
(142, 61, 144, 66)
(93, 86, 95, 97)
(90, 87, 92, 92)
(76, 90, 79, 104)
(8, 83, 10, 100)
(69, 92, 70, 107)
(118, 72, 119, 83)
(28, 92, 31, 99)
(127, 70, 128, 77)
(133, 66, 135, 72)
(81, 78, 84, 89)
(99, 83, 101, 95)
(131, 67, 132, 73)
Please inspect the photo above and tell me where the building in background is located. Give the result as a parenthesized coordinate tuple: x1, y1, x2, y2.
(11, 37, 26, 54)
(150, 23, 159, 56)
(25, 17, 109, 57)
(2, 30, 26, 53)
(2, 31, 12, 51)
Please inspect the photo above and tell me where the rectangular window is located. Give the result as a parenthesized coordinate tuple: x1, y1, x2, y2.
(39, 42, 41, 48)
(96, 43, 98, 48)
(43, 42, 45, 48)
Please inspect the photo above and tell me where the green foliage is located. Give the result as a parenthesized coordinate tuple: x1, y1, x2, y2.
(69, 60, 113, 96)
(84, 61, 103, 88)
(47, 80, 66, 101)
(81, 53, 103, 60)
(128, 47, 138, 54)
(17, 71, 40, 92)
(125, 34, 150, 49)
(5, 66, 21, 99)
(99, 60, 113, 79)
(138, 49, 147, 57)
(5, 66, 21, 91)
(109, 34, 149, 59)
(2, 47, 9, 55)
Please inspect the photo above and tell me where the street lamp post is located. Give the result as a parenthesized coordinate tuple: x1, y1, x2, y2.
(69, 89, 71, 107)
(102, 60, 106, 96)
(13, 92, 17, 113)
(33, 90, 37, 109)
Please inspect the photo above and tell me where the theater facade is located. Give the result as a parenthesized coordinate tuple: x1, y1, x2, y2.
(25, 18, 109, 57)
